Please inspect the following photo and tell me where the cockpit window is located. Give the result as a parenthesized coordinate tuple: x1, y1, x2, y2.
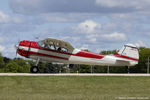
(37, 38, 74, 53)
(38, 41, 55, 50)
(37, 41, 45, 48)
(61, 48, 68, 52)
(49, 45, 55, 50)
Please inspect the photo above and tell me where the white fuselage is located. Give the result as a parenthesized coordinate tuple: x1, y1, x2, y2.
(18, 46, 138, 66)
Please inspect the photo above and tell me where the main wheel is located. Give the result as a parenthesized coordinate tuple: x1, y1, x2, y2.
(30, 66, 39, 73)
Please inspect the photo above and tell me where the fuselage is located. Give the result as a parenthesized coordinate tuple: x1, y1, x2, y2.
(17, 40, 138, 66)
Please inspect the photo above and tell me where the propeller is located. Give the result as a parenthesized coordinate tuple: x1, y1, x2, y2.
(14, 44, 19, 58)
(14, 39, 20, 58)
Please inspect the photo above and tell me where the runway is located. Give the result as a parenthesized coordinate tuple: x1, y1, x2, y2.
(0, 73, 150, 76)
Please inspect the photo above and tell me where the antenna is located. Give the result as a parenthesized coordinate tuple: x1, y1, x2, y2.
(33, 33, 44, 41)
(35, 37, 39, 40)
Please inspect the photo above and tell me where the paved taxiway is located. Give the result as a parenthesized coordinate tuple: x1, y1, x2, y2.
(0, 73, 150, 76)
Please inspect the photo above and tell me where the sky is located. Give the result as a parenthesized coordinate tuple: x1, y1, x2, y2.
(0, 0, 150, 58)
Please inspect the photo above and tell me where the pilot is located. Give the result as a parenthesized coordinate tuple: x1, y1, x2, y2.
(57, 47, 61, 51)
(44, 44, 49, 48)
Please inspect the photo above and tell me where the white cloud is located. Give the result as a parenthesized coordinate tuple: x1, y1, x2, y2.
(86, 34, 97, 43)
(72, 37, 80, 42)
(101, 32, 127, 41)
(73, 20, 102, 43)
(95, 48, 102, 53)
(96, 0, 150, 10)
(89, 37, 97, 43)
(3, 45, 16, 58)
(10, 0, 150, 15)
(3, 0, 150, 58)
(39, 13, 72, 22)
(75, 20, 101, 34)
(0, 11, 23, 24)
(96, 0, 125, 8)
(0, 11, 10, 23)
(79, 44, 89, 50)
(38, 13, 98, 22)
(0, 37, 4, 43)
(102, 23, 117, 32)
(134, 40, 146, 47)
(0, 45, 5, 52)
(73, 20, 129, 43)
(12, 17, 24, 23)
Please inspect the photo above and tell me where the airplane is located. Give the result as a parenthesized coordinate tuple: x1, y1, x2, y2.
(15, 38, 139, 73)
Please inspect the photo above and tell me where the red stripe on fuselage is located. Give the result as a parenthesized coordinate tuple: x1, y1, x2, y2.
(74, 51, 105, 59)
(114, 53, 139, 61)
(20, 41, 73, 55)
(39, 47, 72, 55)
(19, 41, 105, 59)
(28, 50, 104, 60)
(38, 48, 105, 59)
(32, 48, 105, 59)
(28, 51, 69, 60)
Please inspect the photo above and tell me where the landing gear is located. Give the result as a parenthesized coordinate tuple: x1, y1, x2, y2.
(125, 66, 129, 74)
(30, 58, 40, 73)
(30, 66, 39, 73)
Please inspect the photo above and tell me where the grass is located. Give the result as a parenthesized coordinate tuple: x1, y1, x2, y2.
(0, 76, 149, 100)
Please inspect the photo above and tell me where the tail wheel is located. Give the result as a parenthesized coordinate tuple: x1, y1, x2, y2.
(30, 66, 39, 73)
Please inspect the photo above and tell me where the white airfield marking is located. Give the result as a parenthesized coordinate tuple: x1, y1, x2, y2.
(0, 73, 150, 76)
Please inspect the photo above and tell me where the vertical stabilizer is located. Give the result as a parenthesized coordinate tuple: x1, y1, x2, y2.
(118, 44, 139, 60)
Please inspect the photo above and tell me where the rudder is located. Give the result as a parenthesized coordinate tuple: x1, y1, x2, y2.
(118, 44, 139, 60)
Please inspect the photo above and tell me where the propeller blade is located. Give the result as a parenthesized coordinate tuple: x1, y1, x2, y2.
(15, 49, 18, 58)
(14, 45, 17, 49)
(14, 38, 20, 58)
(14, 44, 19, 58)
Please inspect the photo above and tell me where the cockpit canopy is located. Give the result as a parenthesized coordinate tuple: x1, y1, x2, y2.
(37, 38, 74, 53)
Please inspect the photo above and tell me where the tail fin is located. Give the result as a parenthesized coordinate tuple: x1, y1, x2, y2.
(118, 44, 139, 60)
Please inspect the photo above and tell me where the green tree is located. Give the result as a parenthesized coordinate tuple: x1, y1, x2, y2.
(100, 50, 118, 55)
(38, 62, 47, 73)
(93, 65, 107, 73)
(4, 59, 30, 73)
(4, 61, 20, 72)
(130, 47, 150, 73)
(13, 58, 30, 72)
(80, 65, 91, 73)
(0, 53, 5, 68)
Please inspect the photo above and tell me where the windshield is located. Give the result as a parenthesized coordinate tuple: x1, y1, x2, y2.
(37, 38, 74, 53)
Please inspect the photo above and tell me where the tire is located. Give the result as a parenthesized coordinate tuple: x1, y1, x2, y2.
(30, 66, 39, 73)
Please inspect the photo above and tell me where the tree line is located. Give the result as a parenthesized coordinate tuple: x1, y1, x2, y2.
(0, 47, 150, 73)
